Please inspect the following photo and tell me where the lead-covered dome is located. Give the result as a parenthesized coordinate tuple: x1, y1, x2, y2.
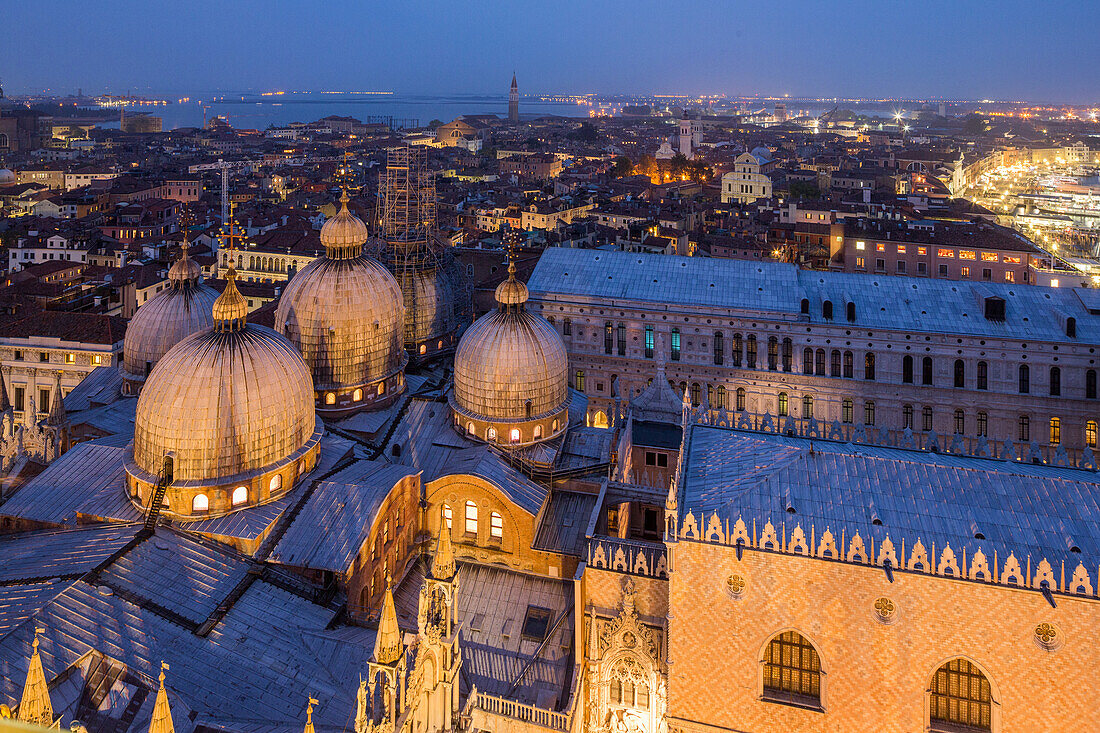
(121, 241, 218, 395)
(125, 267, 322, 521)
(0, 169, 15, 185)
(450, 258, 568, 446)
(276, 193, 407, 415)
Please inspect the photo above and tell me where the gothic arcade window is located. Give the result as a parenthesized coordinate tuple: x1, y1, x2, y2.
(762, 631, 821, 708)
(714, 331, 724, 365)
(767, 337, 778, 370)
(604, 322, 613, 354)
(731, 332, 742, 366)
(782, 338, 792, 371)
(618, 323, 627, 356)
(715, 385, 727, 409)
(736, 387, 746, 412)
(929, 659, 992, 732)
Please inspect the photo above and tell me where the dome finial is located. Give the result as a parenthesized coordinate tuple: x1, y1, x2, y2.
(320, 190, 368, 259)
(212, 263, 248, 331)
(168, 209, 200, 286)
(494, 225, 528, 308)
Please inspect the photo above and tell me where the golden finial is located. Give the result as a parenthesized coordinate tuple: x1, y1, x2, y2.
(303, 697, 318, 733)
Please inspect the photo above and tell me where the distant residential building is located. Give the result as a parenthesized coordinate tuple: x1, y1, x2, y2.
(500, 153, 563, 180)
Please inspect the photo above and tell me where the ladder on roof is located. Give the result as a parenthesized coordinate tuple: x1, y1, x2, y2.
(141, 453, 175, 536)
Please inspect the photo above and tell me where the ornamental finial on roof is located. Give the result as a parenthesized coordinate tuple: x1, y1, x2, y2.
(17, 626, 54, 728)
(148, 662, 175, 733)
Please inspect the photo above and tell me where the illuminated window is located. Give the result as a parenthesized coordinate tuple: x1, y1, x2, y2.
(533, 424, 543, 439)
(486, 426, 497, 441)
(325, 392, 336, 405)
(917, 246, 927, 255)
(419, 344, 427, 355)
(937, 248, 955, 258)
(92, 354, 102, 365)
(1087, 420, 1098, 449)
(270, 474, 282, 492)
(876, 242, 886, 252)
(232, 486, 248, 506)
(961, 267, 970, 278)
(856, 256, 865, 269)
(896, 245, 906, 254)
(353, 388, 363, 401)
(575, 370, 585, 391)
(762, 631, 821, 708)
(929, 659, 992, 732)
(1004, 256, 1022, 265)
(855, 240, 865, 251)
(981, 252, 998, 262)
(378, 382, 385, 396)
(442, 504, 452, 529)
(65, 353, 75, 364)
(778, 392, 788, 417)
(192, 494, 209, 513)
(510, 428, 521, 443)
(490, 511, 503, 539)
(959, 250, 976, 261)
(464, 501, 478, 535)
(1049, 417, 1061, 445)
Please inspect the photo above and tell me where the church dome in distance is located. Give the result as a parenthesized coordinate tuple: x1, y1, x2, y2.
(121, 239, 218, 395)
(450, 255, 568, 447)
(0, 169, 15, 185)
(276, 192, 407, 415)
(126, 265, 323, 521)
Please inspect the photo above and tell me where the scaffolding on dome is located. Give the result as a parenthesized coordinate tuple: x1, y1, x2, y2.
(374, 145, 472, 362)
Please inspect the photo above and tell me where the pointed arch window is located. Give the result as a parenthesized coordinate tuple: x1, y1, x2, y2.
(929, 659, 992, 731)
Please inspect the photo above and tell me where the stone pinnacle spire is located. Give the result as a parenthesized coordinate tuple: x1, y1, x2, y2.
(148, 662, 175, 733)
(431, 522, 456, 580)
(46, 372, 65, 426)
(17, 627, 54, 728)
(373, 574, 403, 665)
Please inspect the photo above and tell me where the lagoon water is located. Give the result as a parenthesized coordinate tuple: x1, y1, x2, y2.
(115, 92, 586, 130)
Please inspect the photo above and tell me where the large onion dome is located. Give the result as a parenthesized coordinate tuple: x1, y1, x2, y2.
(276, 193, 407, 415)
(125, 265, 323, 521)
(121, 240, 218, 395)
(449, 257, 568, 447)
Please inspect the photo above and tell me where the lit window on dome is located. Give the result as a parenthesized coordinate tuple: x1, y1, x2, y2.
(231, 486, 248, 506)
(192, 494, 209, 513)
(377, 383, 385, 396)
(510, 429, 521, 443)
(353, 388, 363, 402)
(487, 427, 497, 441)
(325, 392, 336, 405)
(420, 344, 427, 355)
(270, 474, 282, 492)
(466, 421, 475, 435)
(533, 424, 543, 439)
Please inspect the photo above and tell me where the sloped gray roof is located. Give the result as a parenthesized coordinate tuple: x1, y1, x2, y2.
(679, 425, 1100, 572)
(0, 523, 139, 583)
(270, 460, 419, 572)
(528, 248, 1100, 343)
(0, 527, 374, 733)
(0, 442, 130, 526)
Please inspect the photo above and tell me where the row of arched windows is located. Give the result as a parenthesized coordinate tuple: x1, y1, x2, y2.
(762, 631, 993, 730)
(441, 502, 503, 541)
(188, 473, 284, 513)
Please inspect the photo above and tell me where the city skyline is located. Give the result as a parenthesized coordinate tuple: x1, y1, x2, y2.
(3, 0, 1099, 102)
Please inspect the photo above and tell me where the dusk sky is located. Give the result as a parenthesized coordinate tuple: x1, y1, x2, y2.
(3, 0, 1098, 101)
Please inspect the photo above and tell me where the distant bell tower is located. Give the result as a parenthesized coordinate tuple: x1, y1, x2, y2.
(509, 72, 519, 123)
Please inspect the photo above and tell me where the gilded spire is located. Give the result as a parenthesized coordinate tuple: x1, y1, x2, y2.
(148, 662, 175, 733)
(212, 264, 248, 332)
(17, 627, 54, 728)
(303, 697, 318, 733)
(431, 522, 456, 580)
(373, 573, 403, 665)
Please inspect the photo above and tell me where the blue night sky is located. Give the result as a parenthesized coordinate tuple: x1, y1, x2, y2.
(3, 0, 1098, 101)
